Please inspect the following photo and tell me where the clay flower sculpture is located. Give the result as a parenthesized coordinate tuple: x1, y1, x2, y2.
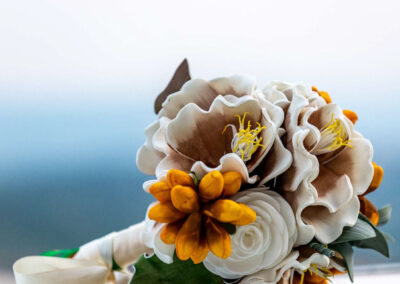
(145, 169, 256, 264)
(137, 60, 292, 186)
(262, 82, 374, 244)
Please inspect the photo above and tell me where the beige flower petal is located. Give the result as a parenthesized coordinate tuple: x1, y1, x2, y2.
(155, 151, 194, 180)
(159, 79, 218, 119)
(166, 95, 261, 168)
(136, 120, 166, 175)
(191, 153, 258, 184)
(311, 165, 353, 213)
(302, 195, 360, 243)
(324, 137, 374, 195)
(256, 135, 293, 186)
(208, 74, 255, 97)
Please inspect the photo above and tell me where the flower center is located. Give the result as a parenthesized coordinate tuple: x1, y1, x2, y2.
(312, 114, 352, 155)
(223, 112, 266, 162)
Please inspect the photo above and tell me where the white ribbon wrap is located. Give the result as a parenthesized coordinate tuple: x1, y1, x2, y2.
(13, 221, 150, 284)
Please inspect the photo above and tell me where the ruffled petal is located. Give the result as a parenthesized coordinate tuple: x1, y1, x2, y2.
(324, 138, 374, 195)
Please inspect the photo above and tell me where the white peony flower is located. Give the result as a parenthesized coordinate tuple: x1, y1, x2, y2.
(137, 75, 292, 186)
(202, 189, 297, 280)
(262, 81, 374, 245)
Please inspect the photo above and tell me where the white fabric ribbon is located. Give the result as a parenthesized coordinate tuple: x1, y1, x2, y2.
(13, 221, 150, 284)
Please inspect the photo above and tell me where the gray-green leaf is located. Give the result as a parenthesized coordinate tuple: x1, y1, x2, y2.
(309, 242, 335, 257)
(329, 242, 354, 282)
(378, 205, 392, 226)
(331, 218, 376, 244)
(351, 214, 390, 258)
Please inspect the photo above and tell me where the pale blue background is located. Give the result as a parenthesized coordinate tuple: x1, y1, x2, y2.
(0, 0, 399, 273)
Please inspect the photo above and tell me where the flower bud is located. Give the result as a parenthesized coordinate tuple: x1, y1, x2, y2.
(171, 185, 200, 213)
(222, 171, 242, 197)
(359, 196, 379, 226)
(203, 199, 243, 223)
(230, 203, 257, 226)
(363, 162, 384, 195)
(167, 169, 194, 188)
(199, 170, 224, 201)
(149, 182, 171, 202)
(343, 109, 358, 124)
(148, 202, 187, 223)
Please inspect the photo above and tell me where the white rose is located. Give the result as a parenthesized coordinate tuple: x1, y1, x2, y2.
(203, 189, 297, 280)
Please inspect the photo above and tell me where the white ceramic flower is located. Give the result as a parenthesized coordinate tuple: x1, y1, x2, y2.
(137, 75, 292, 185)
(262, 81, 374, 245)
(202, 189, 297, 280)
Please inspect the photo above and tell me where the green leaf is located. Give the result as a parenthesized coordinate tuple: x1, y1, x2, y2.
(351, 214, 390, 258)
(131, 253, 223, 284)
(378, 205, 392, 226)
(329, 242, 354, 282)
(308, 242, 335, 257)
(41, 248, 79, 258)
(332, 218, 376, 244)
(381, 231, 396, 244)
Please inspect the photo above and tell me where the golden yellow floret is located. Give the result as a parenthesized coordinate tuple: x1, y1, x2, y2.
(199, 170, 224, 201)
(160, 221, 184, 244)
(171, 185, 200, 213)
(364, 162, 384, 195)
(203, 199, 243, 223)
(205, 217, 231, 259)
(222, 171, 242, 197)
(343, 109, 358, 124)
(148, 202, 186, 223)
(175, 213, 202, 261)
(230, 203, 257, 226)
(190, 237, 210, 264)
(149, 181, 171, 202)
(167, 169, 194, 188)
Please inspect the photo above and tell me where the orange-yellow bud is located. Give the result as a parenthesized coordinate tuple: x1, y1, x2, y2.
(318, 90, 332, 104)
(343, 109, 358, 124)
(199, 170, 224, 201)
(175, 213, 202, 261)
(167, 169, 194, 188)
(230, 203, 257, 226)
(359, 196, 379, 226)
(160, 220, 184, 244)
(203, 199, 243, 223)
(222, 171, 242, 197)
(148, 202, 187, 223)
(190, 236, 209, 264)
(205, 217, 231, 259)
(149, 182, 171, 202)
(171, 185, 200, 213)
(364, 162, 384, 196)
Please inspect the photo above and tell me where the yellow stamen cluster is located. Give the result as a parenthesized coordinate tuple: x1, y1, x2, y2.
(148, 169, 256, 264)
(223, 112, 266, 162)
(296, 264, 334, 284)
(319, 114, 352, 151)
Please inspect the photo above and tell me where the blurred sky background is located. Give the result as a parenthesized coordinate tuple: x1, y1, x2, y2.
(1, 0, 400, 277)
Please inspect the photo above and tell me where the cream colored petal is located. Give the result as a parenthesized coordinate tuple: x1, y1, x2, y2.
(325, 137, 374, 195)
(155, 151, 194, 180)
(151, 117, 171, 153)
(166, 95, 261, 168)
(262, 81, 292, 106)
(302, 195, 360, 244)
(311, 165, 353, 213)
(208, 74, 255, 97)
(307, 103, 345, 130)
(158, 79, 218, 119)
(136, 120, 165, 175)
(282, 129, 319, 192)
(257, 135, 292, 186)
(284, 182, 317, 246)
(191, 153, 257, 184)
(255, 90, 285, 127)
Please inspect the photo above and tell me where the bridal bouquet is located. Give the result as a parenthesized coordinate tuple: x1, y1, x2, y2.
(14, 60, 392, 284)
